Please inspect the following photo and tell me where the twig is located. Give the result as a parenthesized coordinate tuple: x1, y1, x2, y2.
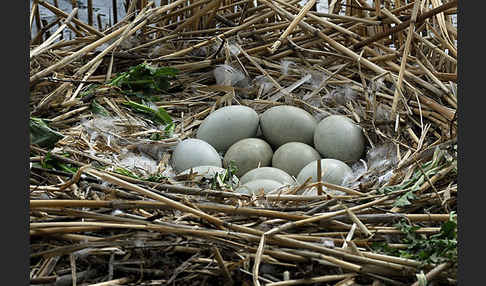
(37, 0, 104, 38)
(390, 0, 422, 118)
(266, 274, 357, 286)
(410, 262, 452, 286)
(352, 0, 458, 49)
(267, 0, 316, 53)
(212, 247, 234, 285)
(265, 195, 390, 236)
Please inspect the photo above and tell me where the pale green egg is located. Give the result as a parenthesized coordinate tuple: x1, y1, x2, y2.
(260, 105, 317, 147)
(235, 179, 284, 195)
(314, 115, 365, 163)
(296, 158, 353, 186)
(239, 167, 295, 185)
(196, 105, 259, 152)
(172, 139, 222, 173)
(272, 142, 321, 177)
(223, 138, 273, 177)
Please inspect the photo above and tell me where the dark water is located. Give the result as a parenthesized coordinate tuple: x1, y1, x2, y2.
(29, 0, 330, 38)
(30, 0, 128, 38)
(30, 0, 456, 39)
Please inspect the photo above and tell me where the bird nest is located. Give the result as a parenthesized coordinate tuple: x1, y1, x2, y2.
(29, 1, 458, 285)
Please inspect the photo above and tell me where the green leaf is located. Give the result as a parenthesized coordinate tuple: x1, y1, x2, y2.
(439, 220, 457, 239)
(122, 100, 172, 125)
(156, 106, 173, 124)
(108, 63, 178, 95)
(371, 242, 400, 256)
(79, 83, 100, 98)
(146, 174, 166, 182)
(393, 190, 416, 207)
(58, 163, 78, 174)
(377, 218, 458, 265)
(150, 133, 163, 141)
(152, 67, 178, 77)
(38, 151, 77, 173)
(208, 164, 237, 191)
(90, 100, 110, 116)
(40, 151, 54, 169)
(164, 122, 175, 137)
(114, 167, 140, 179)
(30, 118, 64, 148)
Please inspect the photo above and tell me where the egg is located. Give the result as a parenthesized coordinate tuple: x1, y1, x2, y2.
(178, 165, 228, 179)
(314, 115, 365, 163)
(239, 167, 295, 185)
(172, 139, 222, 173)
(296, 158, 353, 186)
(260, 105, 317, 147)
(223, 138, 273, 177)
(235, 179, 284, 195)
(196, 105, 259, 152)
(272, 142, 321, 177)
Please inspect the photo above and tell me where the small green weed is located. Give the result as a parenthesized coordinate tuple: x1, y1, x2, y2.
(37, 151, 78, 174)
(122, 100, 173, 125)
(90, 99, 110, 116)
(210, 161, 239, 190)
(372, 212, 457, 266)
(380, 148, 456, 207)
(110, 62, 178, 96)
(30, 117, 64, 149)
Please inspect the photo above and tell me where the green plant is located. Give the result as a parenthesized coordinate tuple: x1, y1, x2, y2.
(114, 167, 140, 179)
(372, 212, 457, 266)
(114, 167, 167, 183)
(110, 62, 178, 95)
(146, 173, 167, 183)
(210, 161, 239, 190)
(122, 100, 175, 138)
(149, 133, 164, 141)
(37, 152, 78, 174)
(90, 99, 110, 116)
(78, 83, 100, 99)
(122, 100, 173, 126)
(380, 148, 455, 207)
(30, 117, 64, 149)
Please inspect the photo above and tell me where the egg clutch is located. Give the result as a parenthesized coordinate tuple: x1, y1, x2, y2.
(171, 105, 365, 196)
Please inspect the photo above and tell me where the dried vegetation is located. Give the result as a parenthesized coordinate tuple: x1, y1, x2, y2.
(29, 0, 458, 285)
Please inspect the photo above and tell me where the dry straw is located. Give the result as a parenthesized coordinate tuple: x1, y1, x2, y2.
(30, 0, 457, 285)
